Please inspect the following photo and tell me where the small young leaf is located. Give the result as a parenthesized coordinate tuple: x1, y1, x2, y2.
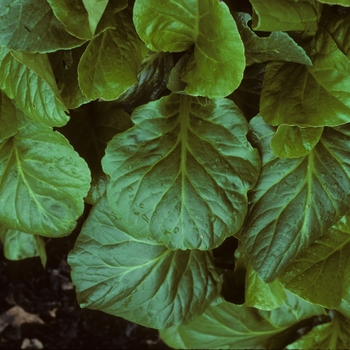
(270, 124, 323, 158)
(133, 0, 245, 98)
(0, 123, 91, 236)
(240, 117, 350, 282)
(0, 0, 85, 53)
(68, 196, 221, 329)
(102, 94, 261, 250)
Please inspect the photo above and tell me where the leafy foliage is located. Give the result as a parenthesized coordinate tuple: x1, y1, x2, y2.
(1, 0, 350, 348)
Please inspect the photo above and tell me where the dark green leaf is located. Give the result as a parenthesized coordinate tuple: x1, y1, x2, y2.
(78, 8, 147, 100)
(0, 48, 69, 127)
(0, 123, 91, 236)
(0, 0, 85, 53)
(68, 196, 221, 329)
(133, 0, 245, 98)
(102, 94, 260, 250)
(240, 117, 350, 281)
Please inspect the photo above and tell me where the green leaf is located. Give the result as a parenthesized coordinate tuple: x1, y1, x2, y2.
(0, 123, 91, 236)
(249, 0, 322, 35)
(286, 312, 350, 349)
(160, 293, 325, 349)
(133, 0, 245, 98)
(0, 91, 29, 141)
(116, 51, 173, 107)
(0, 48, 69, 127)
(68, 196, 221, 329)
(317, 0, 350, 5)
(270, 124, 324, 158)
(234, 12, 312, 66)
(0, 0, 85, 53)
(261, 15, 350, 127)
(102, 94, 261, 250)
(240, 117, 350, 282)
(47, 0, 117, 40)
(78, 8, 147, 100)
(49, 45, 90, 109)
(0, 225, 47, 266)
(245, 263, 287, 310)
(280, 215, 350, 308)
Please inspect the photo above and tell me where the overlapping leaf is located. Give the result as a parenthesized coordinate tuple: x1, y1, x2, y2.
(68, 196, 221, 329)
(234, 12, 312, 66)
(0, 48, 69, 127)
(78, 8, 147, 100)
(0, 123, 91, 236)
(280, 215, 350, 308)
(160, 293, 325, 349)
(261, 14, 350, 127)
(287, 312, 350, 349)
(102, 94, 260, 250)
(249, 0, 322, 35)
(133, 0, 245, 98)
(0, 0, 84, 53)
(240, 117, 350, 282)
(270, 125, 323, 158)
(0, 91, 29, 141)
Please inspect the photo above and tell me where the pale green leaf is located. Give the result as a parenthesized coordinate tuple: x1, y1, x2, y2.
(249, 0, 322, 35)
(78, 8, 147, 100)
(0, 48, 69, 127)
(270, 124, 324, 158)
(287, 312, 350, 349)
(234, 12, 312, 66)
(246, 263, 287, 310)
(133, 0, 245, 98)
(0, 123, 91, 236)
(68, 196, 221, 329)
(49, 45, 90, 109)
(102, 94, 260, 250)
(0, 0, 85, 53)
(317, 0, 350, 5)
(47, 0, 117, 40)
(240, 117, 350, 282)
(280, 215, 350, 308)
(160, 293, 325, 349)
(0, 91, 29, 141)
(0, 225, 46, 265)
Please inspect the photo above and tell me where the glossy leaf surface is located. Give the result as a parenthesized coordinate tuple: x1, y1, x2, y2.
(103, 94, 260, 250)
(68, 196, 221, 329)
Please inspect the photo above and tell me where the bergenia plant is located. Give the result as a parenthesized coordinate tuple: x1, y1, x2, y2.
(1, 0, 350, 348)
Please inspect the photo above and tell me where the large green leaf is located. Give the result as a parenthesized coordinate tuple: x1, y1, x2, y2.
(280, 215, 350, 308)
(0, 123, 91, 236)
(0, 91, 29, 141)
(0, 225, 46, 266)
(78, 8, 147, 100)
(0, 0, 85, 53)
(240, 117, 350, 282)
(47, 0, 118, 40)
(270, 124, 324, 158)
(286, 312, 350, 349)
(261, 14, 350, 127)
(133, 0, 245, 98)
(102, 94, 260, 250)
(68, 196, 221, 329)
(160, 293, 325, 349)
(234, 12, 312, 66)
(0, 48, 69, 127)
(249, 0, 321, 35)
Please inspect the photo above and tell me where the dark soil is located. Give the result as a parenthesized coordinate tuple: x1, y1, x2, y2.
(0, 228, 171, 349)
